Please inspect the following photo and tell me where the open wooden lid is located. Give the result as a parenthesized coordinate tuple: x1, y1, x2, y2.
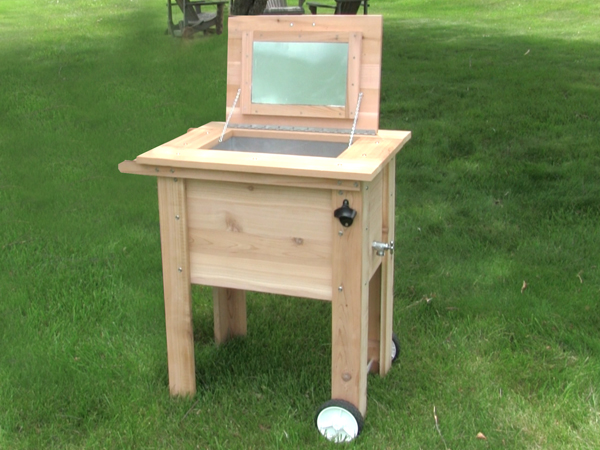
(226, 15, 383, 134)
(119, 16, 414, 183)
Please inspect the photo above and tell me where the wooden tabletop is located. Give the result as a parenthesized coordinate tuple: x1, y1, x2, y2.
(127, 122, 410, 181)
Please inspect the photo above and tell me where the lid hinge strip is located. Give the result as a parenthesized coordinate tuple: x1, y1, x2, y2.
(228, 124, 376, 136)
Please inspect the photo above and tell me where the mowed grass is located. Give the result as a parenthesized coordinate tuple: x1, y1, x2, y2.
(1, 0, 599, 448)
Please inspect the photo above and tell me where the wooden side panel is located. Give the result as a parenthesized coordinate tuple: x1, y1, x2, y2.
(157, 177, 196, 396)
(187, 179, 333, 300)
(331, 188, 369, 416)
(213, 287, 247, 344)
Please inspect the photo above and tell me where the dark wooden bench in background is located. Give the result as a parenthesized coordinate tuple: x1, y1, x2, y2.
(167, 0, 227, 37)
(307, 0, 368, 15)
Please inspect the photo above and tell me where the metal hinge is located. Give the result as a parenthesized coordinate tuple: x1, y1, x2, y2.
(229, 124, 376, 136)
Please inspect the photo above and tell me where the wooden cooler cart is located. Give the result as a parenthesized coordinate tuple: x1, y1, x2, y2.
(119, 14, 410, 442)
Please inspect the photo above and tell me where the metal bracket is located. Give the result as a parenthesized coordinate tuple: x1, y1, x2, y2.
(372, 240, 394, 257)
(348, 92, 363, 147)
(220, 88, 241, 142)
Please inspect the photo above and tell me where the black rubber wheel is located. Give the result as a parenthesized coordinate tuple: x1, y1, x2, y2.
(315, 399, 365, 443)
(391, 332, 400, 363)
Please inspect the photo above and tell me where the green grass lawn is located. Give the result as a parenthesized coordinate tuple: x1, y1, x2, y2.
(1, 0, 599, 448)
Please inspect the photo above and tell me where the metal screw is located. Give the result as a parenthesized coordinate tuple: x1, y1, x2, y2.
(338, 230, 343, 236)
(178, 267, 183, 273)
(338, 286, 343, 292)
(175, 215, 180, 220)
(338, 190, 343, 195)
(174, 178, 178, 182)
(353, 182, 359, 187)
(155, 167, 160, 172)
(337, 180, 342, 185)
(170, 169, 175, 173)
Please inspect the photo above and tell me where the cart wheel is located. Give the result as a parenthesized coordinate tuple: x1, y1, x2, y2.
(315, 399, 364, 443)
(391, 332, 400, 363)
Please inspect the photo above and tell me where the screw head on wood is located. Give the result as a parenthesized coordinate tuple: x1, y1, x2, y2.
(338, 286, 343, 292)
(178, 267, 183, 273)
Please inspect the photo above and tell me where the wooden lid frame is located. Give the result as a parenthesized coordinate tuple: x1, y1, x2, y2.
(227, 15, 383, 133)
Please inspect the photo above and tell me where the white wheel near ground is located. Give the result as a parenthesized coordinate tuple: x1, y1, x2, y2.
(391, 332, 400, 363)
(315, 399, 364, 443)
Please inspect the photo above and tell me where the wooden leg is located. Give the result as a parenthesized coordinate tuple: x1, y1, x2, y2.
(158, 177, 196, 397)
(366, 158, 396, 376)
(379, 159, 396, 376)
(331, 189, 369, 417)
(213, 287, 247, 344)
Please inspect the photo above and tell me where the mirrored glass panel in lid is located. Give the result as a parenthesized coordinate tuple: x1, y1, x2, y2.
(251, 42, 349, 107)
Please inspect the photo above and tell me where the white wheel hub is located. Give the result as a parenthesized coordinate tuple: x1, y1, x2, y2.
(316, 406, 360, 442)
(391, 341, 397, 360)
